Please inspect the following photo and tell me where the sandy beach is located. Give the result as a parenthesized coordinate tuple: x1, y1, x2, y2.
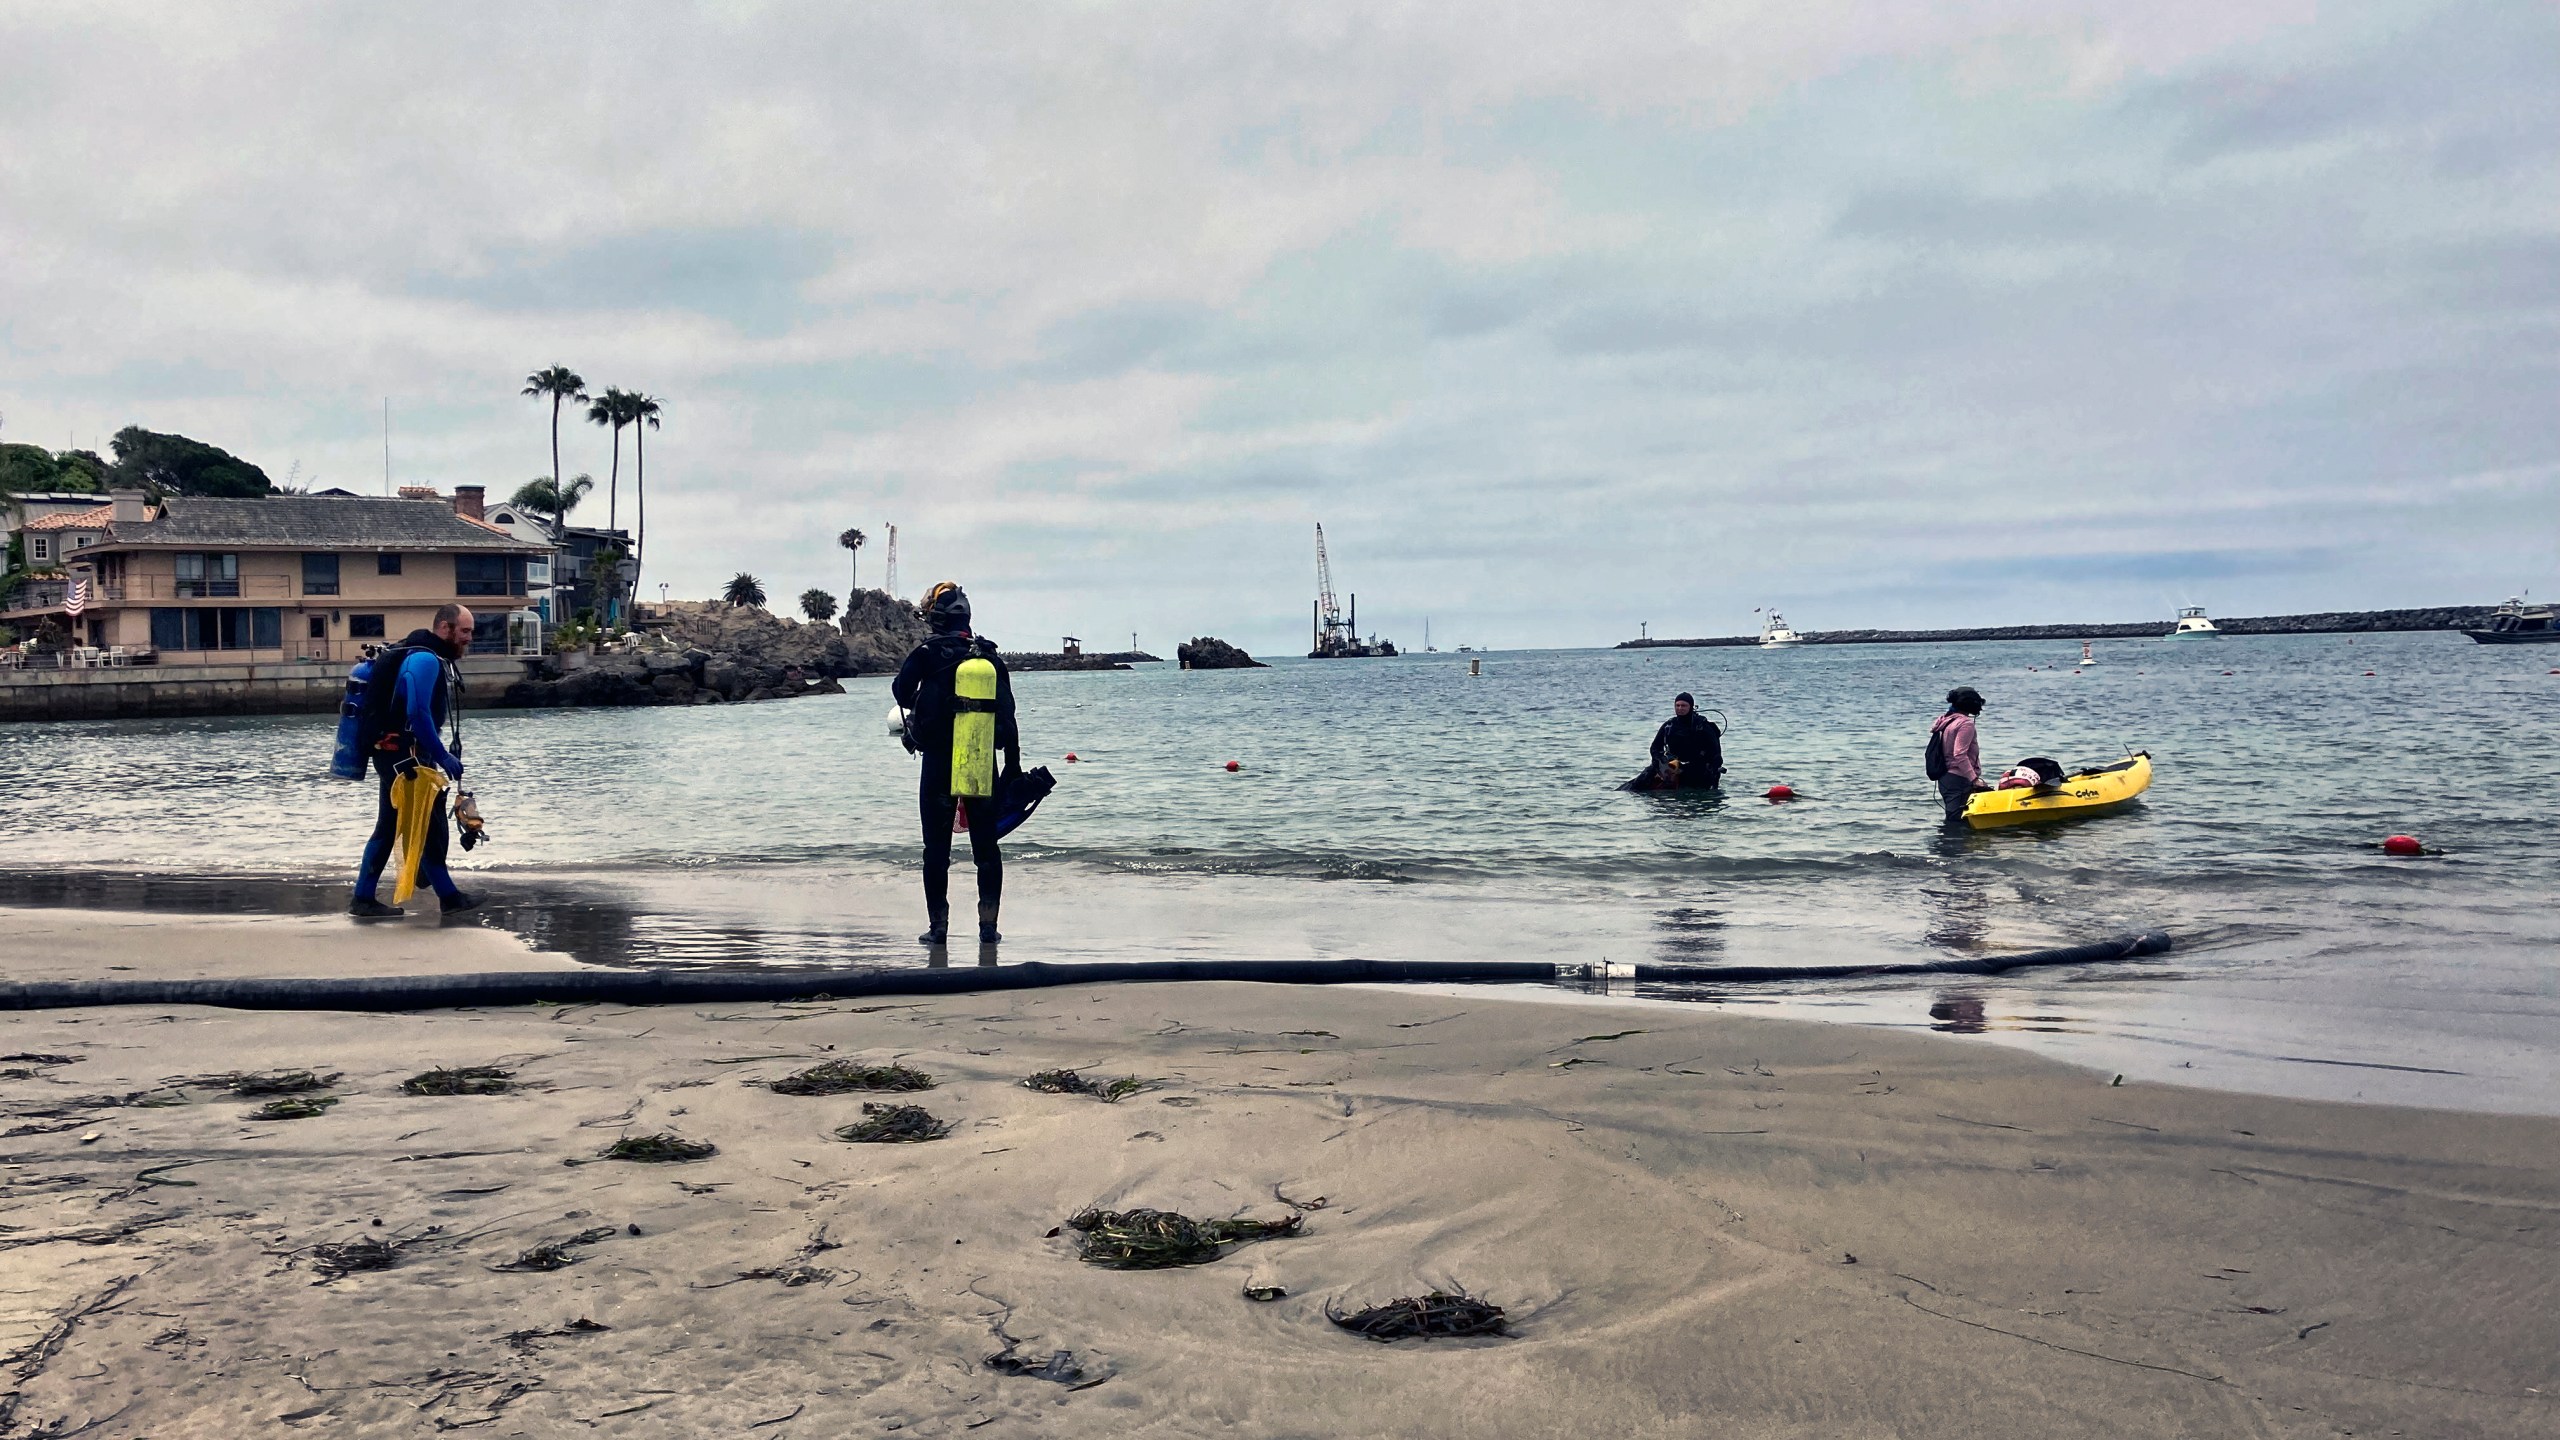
(0, 907, 2553, 1439)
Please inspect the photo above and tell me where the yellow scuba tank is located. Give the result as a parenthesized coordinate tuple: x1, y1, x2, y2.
(949, 656, 999, 798)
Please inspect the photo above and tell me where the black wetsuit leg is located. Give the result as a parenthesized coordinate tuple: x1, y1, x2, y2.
(919, 761, 1003, 913)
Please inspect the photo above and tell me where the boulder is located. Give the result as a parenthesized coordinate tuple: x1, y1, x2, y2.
(839, 588, 931, 672)
(1178, 636, 1266, 669)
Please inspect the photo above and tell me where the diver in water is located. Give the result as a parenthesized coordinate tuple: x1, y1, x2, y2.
(1647, 692, 1725, 789)
(1928, 685, 1987, 823)
(350, 603, 476, 918)
(891, 582, 1020, 945)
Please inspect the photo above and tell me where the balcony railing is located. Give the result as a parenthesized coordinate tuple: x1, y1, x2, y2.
(3, 576, 297, 611)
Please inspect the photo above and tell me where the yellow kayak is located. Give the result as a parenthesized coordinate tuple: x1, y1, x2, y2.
(1964, 753, 2151, 830)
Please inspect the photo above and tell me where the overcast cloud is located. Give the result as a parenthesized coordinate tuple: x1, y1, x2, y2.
(5, 0, 2555, 651)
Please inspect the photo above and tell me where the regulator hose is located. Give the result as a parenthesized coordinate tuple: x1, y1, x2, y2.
(0, 934, 2168, 1014)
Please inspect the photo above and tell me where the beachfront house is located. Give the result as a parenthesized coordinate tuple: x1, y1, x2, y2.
(0, 489, 551, 663)
(552, 524, 636, 626)
(3, 492, 125, 559)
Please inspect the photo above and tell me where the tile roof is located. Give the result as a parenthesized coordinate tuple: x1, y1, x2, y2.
(107, 496, 548, 552)
(22, 505, 116, 531)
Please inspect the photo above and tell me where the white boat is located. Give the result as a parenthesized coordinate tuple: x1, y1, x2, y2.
(2165, 606, 2221, 640)
(1759, 612, 1804, 648)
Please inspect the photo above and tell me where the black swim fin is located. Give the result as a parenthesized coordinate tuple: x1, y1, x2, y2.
(991, 766, 1057, 839)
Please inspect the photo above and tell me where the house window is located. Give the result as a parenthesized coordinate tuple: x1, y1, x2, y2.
(302, 553, 340, 596)
(455, 554, 528, 597)
(308, 616, 327, 640)
(72, 535, 94, 550)
(378, 553, 402, 575)
(174, 552, 241, 598)
(349, 614, 386, 639)
(29, 536, 49, 563)
(147, 607, 281, 650)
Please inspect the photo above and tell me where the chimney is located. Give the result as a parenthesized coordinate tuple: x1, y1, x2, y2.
(453, 485, 486, 521)
(109, 488, 148, 524)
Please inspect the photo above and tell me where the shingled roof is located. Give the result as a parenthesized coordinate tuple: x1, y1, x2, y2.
(105, 496, 547, 552)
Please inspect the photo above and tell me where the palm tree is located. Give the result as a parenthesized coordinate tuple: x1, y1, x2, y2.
(508, 473, 592, 537)
(627, 393, 662, 611)
(724, 573, 768, 609)
(800, 588, 837, 623)
(838, 527, 865, 597)
(521, 367, 587, 494)
(586, 386, 637, 536)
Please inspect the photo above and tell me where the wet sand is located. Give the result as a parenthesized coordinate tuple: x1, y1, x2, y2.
(0, 908, 2554, 1437)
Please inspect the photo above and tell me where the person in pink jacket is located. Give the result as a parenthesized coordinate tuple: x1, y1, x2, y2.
(1929, 686, 1986, 823)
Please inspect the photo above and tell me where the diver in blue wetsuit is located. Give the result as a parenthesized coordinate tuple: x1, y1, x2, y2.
(350, 603, 476, 919)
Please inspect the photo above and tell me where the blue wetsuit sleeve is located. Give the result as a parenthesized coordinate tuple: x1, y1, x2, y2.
(400, 651, 460, 775)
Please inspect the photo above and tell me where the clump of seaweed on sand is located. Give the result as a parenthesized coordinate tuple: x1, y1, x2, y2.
(402, 1065, 515, 1096)
(766, 1060, 934, 1095)
(834, 1103, 951, 1143)
(1326, 1290, 1508, 1342)
(493, 1226, 619, 1272)
(1023, 1068, 1151, 1103)
(597, 1133, 715, 1163)
(304, 1226, 441, 1283)
(250, 1095, 340, 1121)
(310, 1237, 401, 1279)
(1062, 1208, 1303, 1269)
(209, 1069, 339, 1096)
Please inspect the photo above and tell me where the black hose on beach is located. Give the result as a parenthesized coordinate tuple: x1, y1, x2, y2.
(0, 934, 2168, 1014)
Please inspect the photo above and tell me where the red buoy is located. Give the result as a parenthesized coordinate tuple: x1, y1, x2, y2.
(1765, 784, 1795, 801)
(2222, 670, 2235, 676)
(1064, 752, 1080, 762)
(2381, 834, 2422, 857)
(1225, 760, 1241, 772)
(2364, 671, 2377, 677)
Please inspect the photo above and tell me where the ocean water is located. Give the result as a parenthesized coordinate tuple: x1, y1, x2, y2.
(4, 632, 2555, 1113)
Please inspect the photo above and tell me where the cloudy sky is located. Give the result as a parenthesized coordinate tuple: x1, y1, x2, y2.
(4, 1, 2555, 651)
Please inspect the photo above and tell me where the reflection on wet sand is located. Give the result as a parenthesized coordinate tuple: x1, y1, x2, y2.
(0, 869, 910, 973)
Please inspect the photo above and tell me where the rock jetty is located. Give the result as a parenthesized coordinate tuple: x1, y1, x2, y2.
(1618, 605, 2500, 649)
(999, 650, 1160, 672)
(501, 589, 931, 707)
(1177, 637, 1266, 669)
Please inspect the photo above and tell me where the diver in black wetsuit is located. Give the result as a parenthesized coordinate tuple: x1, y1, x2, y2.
(891, 582, 1020, 946)
(1647, 692, 1724, 789)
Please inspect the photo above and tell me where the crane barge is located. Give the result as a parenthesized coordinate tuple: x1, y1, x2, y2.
(1308, 524, 1398, 658)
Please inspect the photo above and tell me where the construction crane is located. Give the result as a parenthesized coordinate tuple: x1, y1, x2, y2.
(1313, 524, 1348, 653)
(1309, 524, 1395, 658)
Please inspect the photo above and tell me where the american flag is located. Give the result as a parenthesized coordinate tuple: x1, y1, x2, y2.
(64, 577, 89, 616)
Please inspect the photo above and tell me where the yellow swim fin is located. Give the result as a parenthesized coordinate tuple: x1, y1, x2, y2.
(388, 762, 451, 905)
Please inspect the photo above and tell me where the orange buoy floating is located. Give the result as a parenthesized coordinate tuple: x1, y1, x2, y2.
(2381, 834, 2423, 857)
(1765, 784, 1795, 801)
(1064, 752, 1080, 763)
(1224, 760, 1241, 772)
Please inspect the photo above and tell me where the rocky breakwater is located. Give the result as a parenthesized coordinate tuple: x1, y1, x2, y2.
(505, 605, 860, 708)
(1000, 650, 1161, 672)
(1619, 605, 2502, 649)
(1177, 637, 1266, 669)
